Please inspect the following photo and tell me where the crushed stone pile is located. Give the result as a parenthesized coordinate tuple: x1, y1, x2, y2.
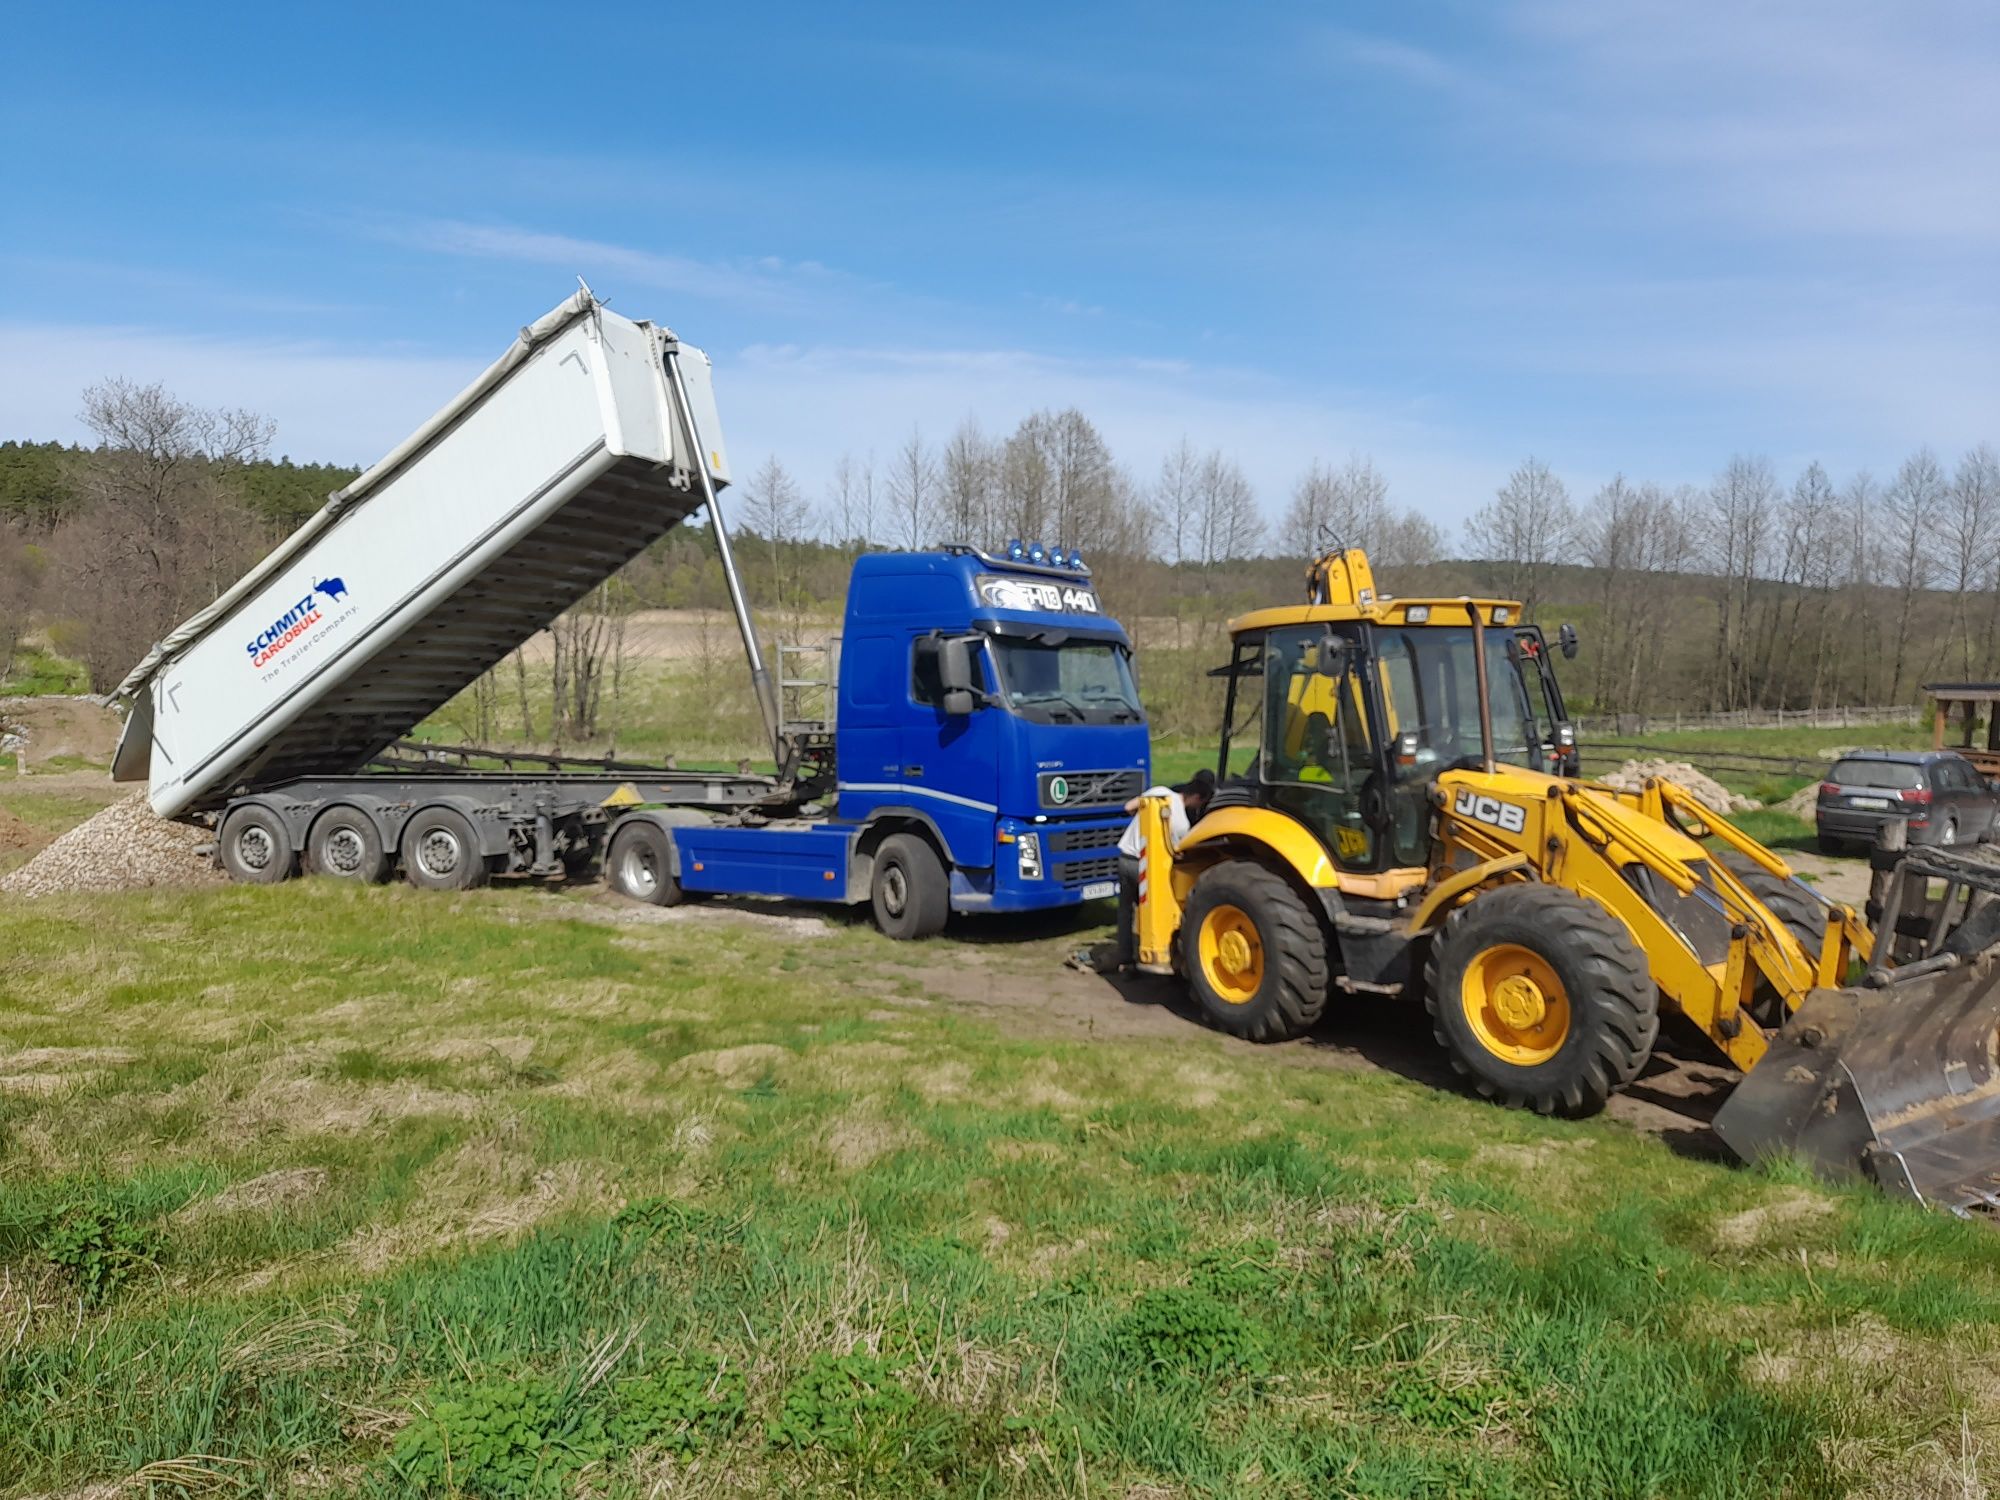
(0, 791, 220, 898)
(1598, 759, 1759, 815)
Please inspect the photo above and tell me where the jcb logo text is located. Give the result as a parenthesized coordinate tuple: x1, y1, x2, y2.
(1453, 790, 1527, 835)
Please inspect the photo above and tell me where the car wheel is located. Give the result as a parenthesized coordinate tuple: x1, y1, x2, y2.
(1941, 817, 1959, 848)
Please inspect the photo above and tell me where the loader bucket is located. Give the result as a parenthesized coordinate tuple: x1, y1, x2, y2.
(1712, 952, 2000, 1216)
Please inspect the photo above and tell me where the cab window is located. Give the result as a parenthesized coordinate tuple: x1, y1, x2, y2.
(1261, 625, 1377, 868)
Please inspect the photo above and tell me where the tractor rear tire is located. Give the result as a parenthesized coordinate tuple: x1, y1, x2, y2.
(1425, 882, 1657, 1117)
(1180, 862, 1329, 1042)
(872, 834, 949, 940)
(606, 821, 685, 906)
(402, 807, 490, 892)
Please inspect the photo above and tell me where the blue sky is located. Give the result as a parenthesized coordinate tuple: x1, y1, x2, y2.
(3, 1, 1995, 536)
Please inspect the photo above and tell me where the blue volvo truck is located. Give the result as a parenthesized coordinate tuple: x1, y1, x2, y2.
(603, 546, 1152, 937)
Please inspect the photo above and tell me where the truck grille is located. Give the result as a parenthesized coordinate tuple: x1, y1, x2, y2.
(1039, 770, 1142, 809)
(1059, 854, 1122, 887)
(1049, 824, 1122, 853)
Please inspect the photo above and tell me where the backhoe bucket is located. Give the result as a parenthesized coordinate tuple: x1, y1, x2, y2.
(1712, 952, 2000, 1216)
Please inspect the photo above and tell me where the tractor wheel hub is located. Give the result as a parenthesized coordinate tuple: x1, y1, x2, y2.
(1492, 974, 1548, 1030)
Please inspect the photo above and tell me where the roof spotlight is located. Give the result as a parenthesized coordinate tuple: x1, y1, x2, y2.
(1048, 546, 1067, 567)
(1005, 538, 1026, 561)
(1027, 542, 1048, 564)
(1070, 552, 1088, 575)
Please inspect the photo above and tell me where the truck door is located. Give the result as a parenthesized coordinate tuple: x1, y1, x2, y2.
(905, 632, 1001, 856)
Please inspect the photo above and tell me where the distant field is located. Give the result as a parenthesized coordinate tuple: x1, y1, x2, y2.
(3, 881, 1997, 1496)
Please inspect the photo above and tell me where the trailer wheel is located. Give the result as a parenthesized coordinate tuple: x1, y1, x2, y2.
(871, 834, 948, 940)
(402, 807, 490, 892)
(219, 804, 295, 885)
(307, 806, 389, 884)
(606, 822, 684, 906)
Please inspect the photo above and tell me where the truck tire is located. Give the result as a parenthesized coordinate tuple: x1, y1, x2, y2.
(402, 807, 490, 892)
(1425, 882, 1657, 1117)
(1180, 862, 1328, 1041)
(872, 833, 948, 940)
(219, 803, 295, 885)
(606, 821, 684, 906)
(306, 805, 389, 884)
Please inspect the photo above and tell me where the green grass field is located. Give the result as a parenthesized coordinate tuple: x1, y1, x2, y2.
(3, 877, 1998, 1497)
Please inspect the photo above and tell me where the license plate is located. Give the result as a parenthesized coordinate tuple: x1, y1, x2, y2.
(1081, 880, 1118, 900)
(1850, 796, 1892, 810)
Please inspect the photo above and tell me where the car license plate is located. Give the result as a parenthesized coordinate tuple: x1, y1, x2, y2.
(1081, 880, 1118, 900)
(1850, 796, 1892, 810)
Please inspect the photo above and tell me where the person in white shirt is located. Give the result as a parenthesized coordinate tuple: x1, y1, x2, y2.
(1098, 769, 1215, 973)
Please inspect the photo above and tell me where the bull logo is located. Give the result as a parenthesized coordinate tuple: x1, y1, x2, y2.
(315, 576, 349, 603)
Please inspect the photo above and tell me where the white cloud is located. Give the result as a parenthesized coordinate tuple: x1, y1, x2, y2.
(368, 218, 853, 310)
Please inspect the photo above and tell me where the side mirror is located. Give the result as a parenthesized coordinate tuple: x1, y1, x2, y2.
(1559, 623, 1579, 660)
(938, 636, 978, 716)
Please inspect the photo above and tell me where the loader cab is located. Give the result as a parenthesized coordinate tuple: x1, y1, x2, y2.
(1213, 605, 1551, 874)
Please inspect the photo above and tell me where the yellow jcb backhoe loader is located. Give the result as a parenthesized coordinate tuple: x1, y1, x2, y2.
(1133, 545, 2000, 1214)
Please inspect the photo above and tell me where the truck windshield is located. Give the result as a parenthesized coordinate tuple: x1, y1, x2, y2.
(989, 638, 1144, 724)
(1374, 625, 1540, 774)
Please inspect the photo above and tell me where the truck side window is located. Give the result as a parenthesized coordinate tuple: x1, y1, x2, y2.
(911, 637, 944, 705)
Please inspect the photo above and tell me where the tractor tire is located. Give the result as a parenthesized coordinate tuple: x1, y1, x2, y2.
(402, 807, 490, 892)
(1719, 852, 1831, 1021)
(606, 821, 684, 906)
(219, 803, 295, 885)
(306, 806, 389, 884)
(1424, 882, 1657, 1117)
(1180, 862, 1329, 1042)
(871, 833, 949, 940)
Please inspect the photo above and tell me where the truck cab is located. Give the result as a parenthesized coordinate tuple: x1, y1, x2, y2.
(610, 545, 1151, 937)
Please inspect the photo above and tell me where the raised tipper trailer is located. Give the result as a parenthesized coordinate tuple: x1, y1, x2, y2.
(114, 291, 1150, 935)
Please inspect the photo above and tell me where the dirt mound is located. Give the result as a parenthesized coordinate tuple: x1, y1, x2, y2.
(1598, 759, 1757, 815)
(0, 806, 37, 853)
(0, 791, 220, 898)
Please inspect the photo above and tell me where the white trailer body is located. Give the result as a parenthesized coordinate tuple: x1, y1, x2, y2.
(114, 293, 731, 819)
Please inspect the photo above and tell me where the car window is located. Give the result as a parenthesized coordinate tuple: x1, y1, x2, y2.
(1829, 759, 1923, 790)
(1938, 761, 1967, 790)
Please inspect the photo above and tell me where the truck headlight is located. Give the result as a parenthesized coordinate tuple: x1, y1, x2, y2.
(1017, 832, 1043, 881)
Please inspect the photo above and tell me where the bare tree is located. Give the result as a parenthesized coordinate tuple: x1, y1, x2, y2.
(885, 429, 938, 550)
(1942, 444, 2000, 676)
(998, 409, 1121, 552)
(1153, 439, 1202, 566)
(1466, 457, 1575, 622)
(937, 419, 997, 546)
(1192, 450, 1263, 566)
(823, 452, 878, 557)
(1882, 448, 1945, 701)
(58, 380, 275, 688)
(1702, 455, 1776, 710)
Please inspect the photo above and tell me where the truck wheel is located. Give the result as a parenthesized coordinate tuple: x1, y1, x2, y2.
(402, 807, 489, 891)
(1180, 862, 1328, 1042)
(606, 822, 684, 906)
(219, 804, 295, 885)
(1425, 883, 1657, 1117)
(872, 834, 948, 940)
(307, 806, 389, 884)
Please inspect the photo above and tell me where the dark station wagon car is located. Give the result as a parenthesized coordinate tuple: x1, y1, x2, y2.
(1815, 749, 2000, 853)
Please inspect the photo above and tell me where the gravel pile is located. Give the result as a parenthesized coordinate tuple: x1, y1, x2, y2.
(1598, 758, 1759, 815)
(0, 792, 221, 898)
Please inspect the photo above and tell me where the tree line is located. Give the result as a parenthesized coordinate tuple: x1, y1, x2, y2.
(4, 380, 1998, 739)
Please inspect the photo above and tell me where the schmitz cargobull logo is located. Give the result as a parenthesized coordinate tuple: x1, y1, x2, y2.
(246, 577, 349, 670)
